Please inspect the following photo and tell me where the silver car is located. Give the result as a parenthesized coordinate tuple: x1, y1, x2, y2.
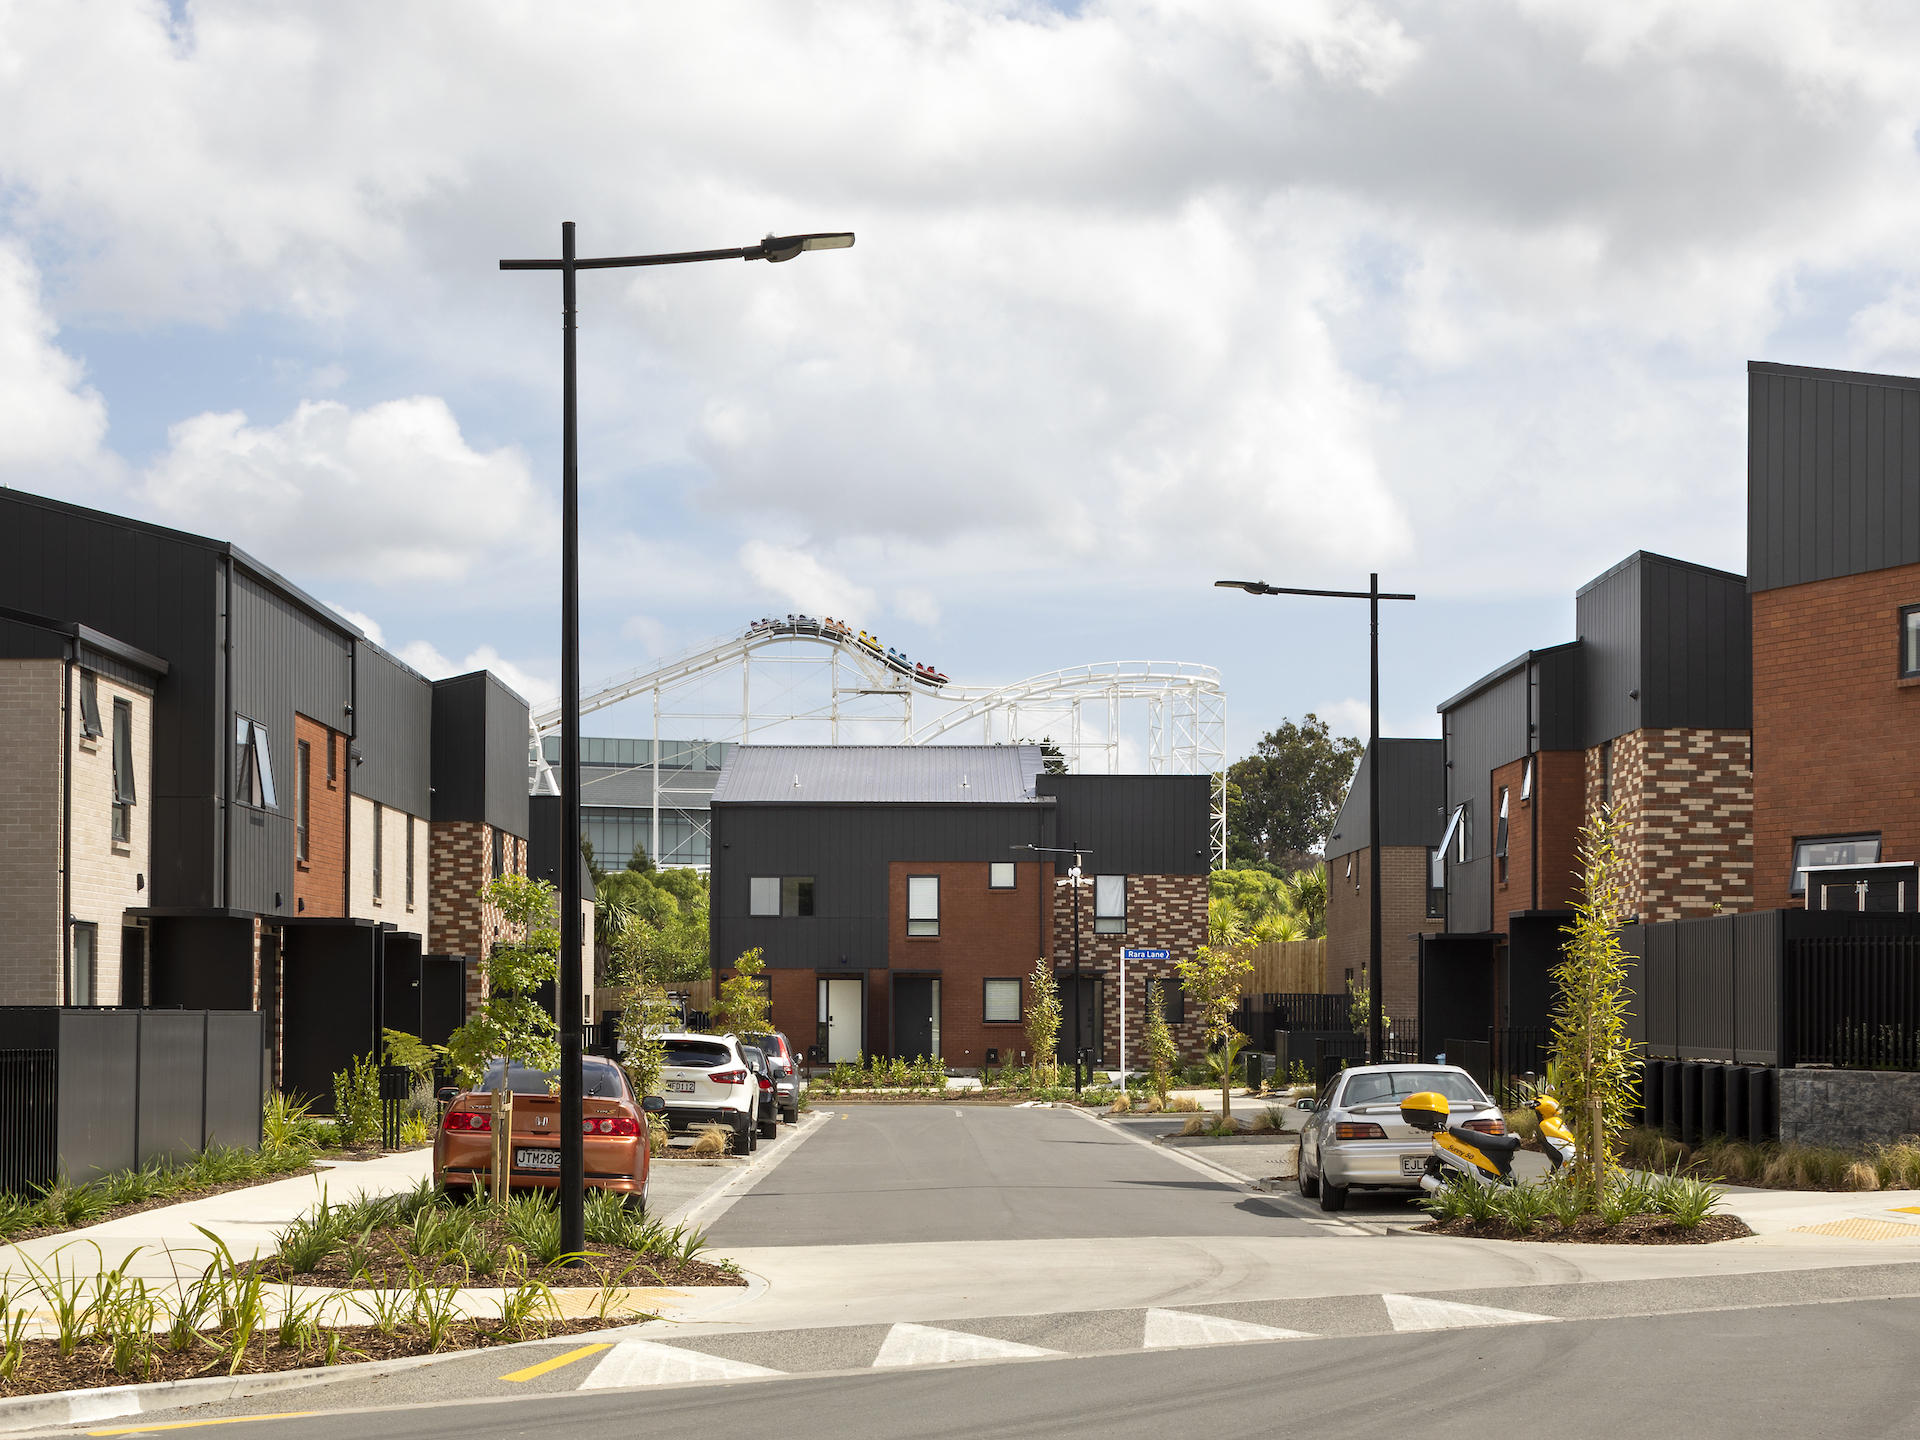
(1297, 1064, 1503, 1211)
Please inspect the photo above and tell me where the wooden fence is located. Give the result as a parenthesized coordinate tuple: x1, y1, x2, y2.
(1240, 938, 1326, 996)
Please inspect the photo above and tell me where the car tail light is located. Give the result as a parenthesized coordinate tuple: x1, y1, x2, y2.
(1334, 1122, 1388, 1140)
(445, 1110, 491, 1132)
(1463, 1118, 1507, 1136)
(587, 1117, 641, 1136)
(758, 1076, 773, 1090)
(710, 1068, 747, 1085)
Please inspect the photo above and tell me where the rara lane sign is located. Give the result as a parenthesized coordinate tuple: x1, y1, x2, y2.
(1121, 948, 1170, 960)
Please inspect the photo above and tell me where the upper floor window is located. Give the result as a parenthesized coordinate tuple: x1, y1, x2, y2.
(491, 826, 505, 879)
(78, 671, 103, 738)
(1439, 802, 1471, 863)
(294, 740, 310, 860)
(1903, 605, 1920, 678)
(751, 876, 815, 916)
(1520, 755, 1533, 802)
(1791, 833, 1881, 897)
(907, 875, 939, 935)
(112, 698, 135, 843)
(405, 817, 415, 907)
(1094, 874, 1126, 934)
(236, 717, 277, 809)
(989, 862, 1016, 890)
(372, 805, 385, 901)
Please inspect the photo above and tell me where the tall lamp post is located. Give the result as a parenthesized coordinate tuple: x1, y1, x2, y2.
(502, 224, 854, 1264)
(1214, 575, 1414, 1064)
(1015, 843, 1090, 1093)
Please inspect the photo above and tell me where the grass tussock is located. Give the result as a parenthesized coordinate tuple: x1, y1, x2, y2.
(1168, 1097, 1203, 1114)
(1178, 1114, 1209, 1136)
(1249, 1106, 1289, 1134)
(1107, 1092, 1132, 1114)
(1622, 1126, 1920, 1192)
(686, 1125, 732, 1158)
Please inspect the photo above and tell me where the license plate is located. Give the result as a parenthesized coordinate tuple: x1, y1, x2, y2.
(667, 1080, 695, 1093)
(515, 1148, 561, 1171)
(1401, 1154, 1428, 1177)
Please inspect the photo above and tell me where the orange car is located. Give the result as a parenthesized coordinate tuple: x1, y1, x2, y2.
(435, 1057, 665, 1209)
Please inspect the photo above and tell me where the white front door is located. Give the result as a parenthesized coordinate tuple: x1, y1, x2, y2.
(823, 977, 863, 1063)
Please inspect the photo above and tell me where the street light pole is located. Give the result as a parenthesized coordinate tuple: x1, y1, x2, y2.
(1015, 843, 1089, 1093)
(1213, 575, 1414, 1064)
(503, 224, 853, 1264)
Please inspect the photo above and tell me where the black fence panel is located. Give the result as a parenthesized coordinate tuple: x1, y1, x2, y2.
(1489, 1027, 1554, 1100)
(56, 1010, 139, 1176)
(138, 1009, 208, 1166)
(1445, 1038, 1490, 1093)
(1270, 994, 1351, 1033)
(1674, 917, 1736, 1061)
(206, 1012, 266, 1151)
(1785, 935, 1920, 1069)
(0, 1050, 56, 1193)
(1641, 1058, 1665, 1131)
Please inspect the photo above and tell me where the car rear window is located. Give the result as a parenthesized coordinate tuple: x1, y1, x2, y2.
(477, 1059, 630, 1098)
(747, 1033, 789, 1059)
(665, 1041, 733, 1069)
(1339, 1070, 1488, 1106)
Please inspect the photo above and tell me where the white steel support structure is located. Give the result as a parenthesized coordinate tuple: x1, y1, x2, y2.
(529, 624, 1228, 868)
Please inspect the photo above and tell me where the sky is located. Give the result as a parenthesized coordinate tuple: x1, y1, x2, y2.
(7, 1, 1920, 758)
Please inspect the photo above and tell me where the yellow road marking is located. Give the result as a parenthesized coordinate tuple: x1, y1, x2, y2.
(498, 1342, 613, 1382)
(1891, 1206, 1920, 1215)
(90, 1414, 316, 1435)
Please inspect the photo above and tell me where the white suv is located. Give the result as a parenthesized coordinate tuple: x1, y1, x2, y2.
(657, 1033, 763, 1154)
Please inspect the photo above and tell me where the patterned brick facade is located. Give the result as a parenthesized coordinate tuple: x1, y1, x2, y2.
(1751, 564, 1920, 911)
(428, 820, 527, 1018)
(1324, 846, 1426, 1046)
(1584, 728, 1753, 922)
(1051, 872, 1210, 1064)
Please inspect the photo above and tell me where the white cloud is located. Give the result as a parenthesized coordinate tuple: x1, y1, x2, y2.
(739, 541, 878, 621)
(396, 639, 555, 706)
(325, 603, 384, 646)
(621, 614, 674, 656)
(0, 242, 110, 478)
(137, 396, 548, 583)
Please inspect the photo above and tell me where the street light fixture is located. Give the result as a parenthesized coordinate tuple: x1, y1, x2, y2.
(1014, 843, 1092, 1094)
(1214, 575, 1414, 1065)
(502, 223, 854, 1265)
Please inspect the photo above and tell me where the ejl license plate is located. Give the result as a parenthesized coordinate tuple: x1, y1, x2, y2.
(1401, 1154, 1428, 1177)
(515, 1148, 561, 1171)
(667, 1080, 696, 1093)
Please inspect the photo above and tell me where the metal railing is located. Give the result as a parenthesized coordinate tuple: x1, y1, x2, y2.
(0, 1050, 56, 1194)
(1785, 936, 1920, 1069)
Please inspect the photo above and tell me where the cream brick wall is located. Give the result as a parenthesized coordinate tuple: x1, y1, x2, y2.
(67, 672, 154, 1004)
(348, 793, 430, 932)
(0, 660, 63, 1003)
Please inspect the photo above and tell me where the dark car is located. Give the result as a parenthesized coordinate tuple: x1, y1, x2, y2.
(740, 1044, 780, 1138)
(435, 1056, 665, 1209)
(744, 1030, 801, 1125)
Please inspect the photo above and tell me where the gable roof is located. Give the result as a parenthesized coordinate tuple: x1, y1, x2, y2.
(711, 745, 1046, 805)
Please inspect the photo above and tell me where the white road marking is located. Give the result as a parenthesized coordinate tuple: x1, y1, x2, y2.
(579, 1341, 784, 1387)
(1382, 1294, 1559, 1332)
(871, 1323, 1060, 1366)
(1142, 1309, 1316, 1347)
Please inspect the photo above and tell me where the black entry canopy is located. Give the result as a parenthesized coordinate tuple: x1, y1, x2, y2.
(1802, 863, 1920, 914)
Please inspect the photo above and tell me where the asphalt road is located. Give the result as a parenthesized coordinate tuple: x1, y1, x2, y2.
(704, 1104, 1324, 1245)
(62, 1290, 1920, 1440)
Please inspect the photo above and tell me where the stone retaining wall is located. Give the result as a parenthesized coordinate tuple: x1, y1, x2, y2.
(1778, 1068, 1920, 1150)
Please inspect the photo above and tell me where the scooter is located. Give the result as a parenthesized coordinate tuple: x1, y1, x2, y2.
(1400, 1091, 1524, 1190)
(1533, 1094, 1579, 1175)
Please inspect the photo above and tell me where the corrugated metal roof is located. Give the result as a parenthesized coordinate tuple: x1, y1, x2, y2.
(711, 745, 1046, 804)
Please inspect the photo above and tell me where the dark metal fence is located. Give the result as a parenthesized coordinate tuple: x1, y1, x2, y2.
(1785, 936, 1920, 1069)
(1490, 1027, 1554, 1099)
(1233, 993, 1355, 1057)
(0, 1050, 56, 1193)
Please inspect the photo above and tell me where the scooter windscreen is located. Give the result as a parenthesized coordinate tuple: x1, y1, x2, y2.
(1399, 1090, 1451, 1133)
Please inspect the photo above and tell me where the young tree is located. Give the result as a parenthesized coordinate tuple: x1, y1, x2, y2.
(1550, 805, 1642, 1197)
(1346, 979, 1391, 1036)
(1023, 956, 1062, 1088)
(1143, 979, 1178, 1105)
(1175, 943, 1254, 1120)
(713, 947, 772, 1036)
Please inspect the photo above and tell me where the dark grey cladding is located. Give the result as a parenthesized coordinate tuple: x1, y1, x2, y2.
(1325, 738, 1446, 862)
(1036, 774, 1213, 876)
(430, 670, 530, 838)
(353, 641, 433, 817)
(1748, 360, 1920, 593)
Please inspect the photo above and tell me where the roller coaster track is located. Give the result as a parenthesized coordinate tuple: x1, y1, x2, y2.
(529, 622, 1227, 867)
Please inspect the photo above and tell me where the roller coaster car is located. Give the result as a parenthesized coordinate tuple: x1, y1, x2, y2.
(913, 663, 949, 689)
(858, 631, 882, 653)
(884, 648, 913, 675)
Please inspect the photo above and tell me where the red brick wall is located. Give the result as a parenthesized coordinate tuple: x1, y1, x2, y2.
(1753, 565, 1920, 911)
(1489, 751, 1587, 932)
(292, 715, 346, 917)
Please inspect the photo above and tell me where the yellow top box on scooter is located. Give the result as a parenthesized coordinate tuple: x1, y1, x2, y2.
(1399, 1091, 1452, 1132)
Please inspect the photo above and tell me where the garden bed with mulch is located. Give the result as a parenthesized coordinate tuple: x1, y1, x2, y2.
(1416, 1213, 1754, 1245)
(0, 1318, 628, 1400)
(242, 1227, 744, 1290)
(0, 1169, 327, 1249)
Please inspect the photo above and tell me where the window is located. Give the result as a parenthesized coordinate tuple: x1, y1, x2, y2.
(1520, 755, 1533, 802)
(294, 740, 310, 861)
(372, 804, 384, 901)
(1495, 787, 1509, 883)
(69, 924, 96, 1006)
(405, 817, 415, 907)
(989, 862, 1016, 890)
(983, 978, 1022, 1022)
(326, 732, 337, 784)
(1439, 802, 1471, 863)
(491, 826, 505, 879)
(1149, 976, 1184, 1025)
(78, 671, 103, 738)
(1903, 605, 1920, 678)
(907, 875, 940, 936)
(749, 876, 814, 916)
(111, 698, 135, 843)
(235, 717, 277, 808)
(1791, 834, 1882, 896)
(1094, 874, 1126, 934)
(1427, 846, 1446, 920)
(1600, 739, 1614, 806)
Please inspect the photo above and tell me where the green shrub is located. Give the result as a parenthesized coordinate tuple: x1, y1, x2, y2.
(502, 1192, 565, 1266)
(331, 1053, 383, 1148)
(1652, 1174, 1722, 1229)
(1491, 1182, 1550, 1232)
